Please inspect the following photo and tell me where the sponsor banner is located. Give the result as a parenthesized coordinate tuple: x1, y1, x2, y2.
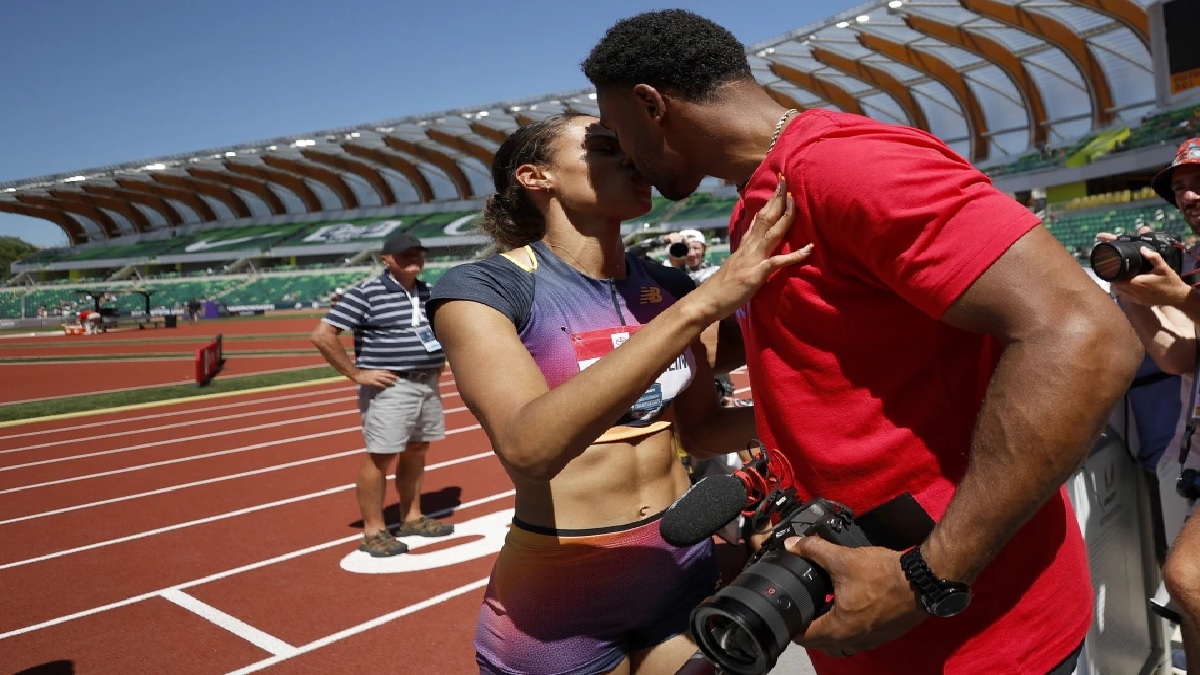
(223, 304, 276, 313)
(1171, 67, 1200, 95)
(302, 219, 404, 244)
(195, 334, 225, 386)
(184, 230, 288, 254)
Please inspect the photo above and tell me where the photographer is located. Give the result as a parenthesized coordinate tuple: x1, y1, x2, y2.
(1098, 137, 1200, 670)
(664, 229, 719, 285)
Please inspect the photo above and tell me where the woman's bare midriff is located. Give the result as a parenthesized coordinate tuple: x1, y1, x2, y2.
(509, 425, 693, 531)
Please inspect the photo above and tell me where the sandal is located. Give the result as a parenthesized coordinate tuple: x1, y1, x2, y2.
(395, 515, 455, 537)
(359, 530, 409, 557)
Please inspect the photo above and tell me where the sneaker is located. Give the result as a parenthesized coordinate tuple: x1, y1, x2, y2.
(395, 515, 455, 537)
(358, 530, 409, 557)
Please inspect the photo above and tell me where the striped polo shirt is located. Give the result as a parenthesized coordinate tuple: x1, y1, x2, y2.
(322, 272, 445, 372)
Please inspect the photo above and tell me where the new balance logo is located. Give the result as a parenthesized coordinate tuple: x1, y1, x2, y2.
(640, 287, 662, 303)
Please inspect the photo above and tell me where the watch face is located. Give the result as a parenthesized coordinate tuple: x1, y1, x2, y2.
(930, 590, 972, 618)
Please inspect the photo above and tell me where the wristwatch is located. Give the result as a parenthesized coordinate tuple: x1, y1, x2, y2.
(900, 548, 972, 618)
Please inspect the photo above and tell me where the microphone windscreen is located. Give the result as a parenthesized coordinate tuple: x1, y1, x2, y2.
(660, 474, 748, 547)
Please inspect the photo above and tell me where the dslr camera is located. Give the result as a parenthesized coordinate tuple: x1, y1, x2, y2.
(684, 444, 872, 675)
(1089, 231, 1184, 282)
(691, 497, 870, 675)
(627, 235, 690, 260)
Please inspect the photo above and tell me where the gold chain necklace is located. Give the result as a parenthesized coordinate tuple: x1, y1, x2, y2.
(767, 108, 798, 156)
(545, 241, 594, 277)
(737, 108, 798, 192)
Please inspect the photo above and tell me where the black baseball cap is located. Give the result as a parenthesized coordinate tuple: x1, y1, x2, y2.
(381, 232, 428, 256)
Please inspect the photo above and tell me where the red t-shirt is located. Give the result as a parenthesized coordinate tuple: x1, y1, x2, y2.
(729, 110, 1091, 674)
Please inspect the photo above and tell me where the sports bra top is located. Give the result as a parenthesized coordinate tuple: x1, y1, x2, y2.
(428, 240, 697, 442)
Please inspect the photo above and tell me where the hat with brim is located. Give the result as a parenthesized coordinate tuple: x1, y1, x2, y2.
(381, 232, 428, 256)
(1151, 138, 1200, 205)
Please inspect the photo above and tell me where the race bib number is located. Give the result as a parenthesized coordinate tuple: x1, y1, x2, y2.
(571, 325, 693, 423)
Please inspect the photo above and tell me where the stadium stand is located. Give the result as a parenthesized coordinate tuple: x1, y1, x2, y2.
(1, 0, 1197, 338)
(218, 270, 375, 309)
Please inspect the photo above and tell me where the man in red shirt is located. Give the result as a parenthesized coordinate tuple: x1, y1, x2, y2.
(584, 10, 1143, 675)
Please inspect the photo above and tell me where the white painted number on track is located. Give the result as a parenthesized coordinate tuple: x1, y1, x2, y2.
(339, 508, 513, 574)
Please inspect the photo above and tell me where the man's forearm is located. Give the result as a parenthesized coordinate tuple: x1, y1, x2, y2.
(683, 405, 758, 459)
(1178, 289, 1200, 324)
(1120, 299, 1194, 374)
(312, 334, 359, 381)
(921, 323, 1139, 584)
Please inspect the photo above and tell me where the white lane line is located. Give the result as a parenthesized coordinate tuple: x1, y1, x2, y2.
(161, 589, 298, 658)
(1, 387, 462, 468)
(0, 397, 355, 455)
(0, 489, 514, 642)
(0, 409, 357, 471)
(228, 578, 491, 674)
(0, 404, 471, 525)
(0, 376, 456, 443)
(0, 364, 335, 406)
(0, 450, 363, 527)
(0, 428, 361, 494)
(0, 433, 487, 571)
(0, 404, 471, 494)
(0, 384, 352, 442)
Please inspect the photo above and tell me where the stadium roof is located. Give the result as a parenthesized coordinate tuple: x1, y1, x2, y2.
(1, 0, 1157, 245)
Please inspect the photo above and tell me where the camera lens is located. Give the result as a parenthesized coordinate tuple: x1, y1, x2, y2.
(1178, 469, 1200, 500)
(690, 549, 830, 675)
(1090, 241, 1150, 282)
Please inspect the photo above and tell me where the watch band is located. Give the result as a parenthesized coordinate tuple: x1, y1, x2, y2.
(900, 548, 972, 618)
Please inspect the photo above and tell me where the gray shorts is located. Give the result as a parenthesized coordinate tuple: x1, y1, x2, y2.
(358, 374, 445, 454)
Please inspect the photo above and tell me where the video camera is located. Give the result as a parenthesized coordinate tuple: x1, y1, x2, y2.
(1090, 231, 1184, 282)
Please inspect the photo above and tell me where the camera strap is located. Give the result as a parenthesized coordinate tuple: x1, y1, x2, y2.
(1181, 336, 1200, 469)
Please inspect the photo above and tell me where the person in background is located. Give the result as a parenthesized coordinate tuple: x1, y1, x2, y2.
(311, 232, 454, 558)
(664, 229, 718, 284)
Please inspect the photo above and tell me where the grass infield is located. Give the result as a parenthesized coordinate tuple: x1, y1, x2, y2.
(0, 365, 341, 424)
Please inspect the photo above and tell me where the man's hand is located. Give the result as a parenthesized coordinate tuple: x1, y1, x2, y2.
(784, 536, 926, 657)
(353, 369, 397, 389)
(1110, 250, 1192, 308)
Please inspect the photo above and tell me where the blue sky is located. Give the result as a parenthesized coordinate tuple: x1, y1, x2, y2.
(0, 0, 858, 248)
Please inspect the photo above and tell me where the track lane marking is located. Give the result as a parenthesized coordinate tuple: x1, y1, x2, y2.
(0, 450, 362, 526)
(0, 384, 354, 442)
(161, 589, 298, 658)
(227, 578, 492, 674)
(0, 410, 360, 472)
(0, 428, 362, 494)
(0, 432, 486, 570)
(0, 405, 471, 524)
(0, 397, 356, 455)
(0, 387, 460, 465)
(0, 489, 514, 642)
(0, 375, 458, 432)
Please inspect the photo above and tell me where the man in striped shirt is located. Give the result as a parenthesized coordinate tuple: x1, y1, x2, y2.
(312, 232, 453, 557)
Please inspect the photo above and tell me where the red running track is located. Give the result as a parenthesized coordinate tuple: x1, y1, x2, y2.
(0, 366, 754, 674)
